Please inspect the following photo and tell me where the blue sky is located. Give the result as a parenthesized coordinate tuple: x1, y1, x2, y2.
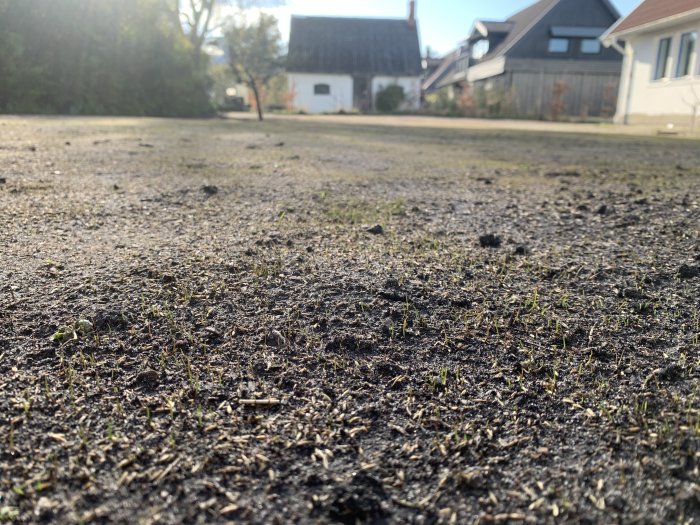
(250, 0, 640, 55)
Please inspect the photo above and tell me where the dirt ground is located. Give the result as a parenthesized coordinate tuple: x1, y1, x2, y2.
(1, 116, 699, 524)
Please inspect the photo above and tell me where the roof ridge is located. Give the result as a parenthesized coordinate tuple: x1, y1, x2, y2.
(291, 14, 409, 21)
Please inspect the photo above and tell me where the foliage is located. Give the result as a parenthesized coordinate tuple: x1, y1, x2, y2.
(166, 0, 286, 59)
(224, 13, 284, 120)
(424, 90, 460, 116)
(0, 0, 211, 116)
(264, 74, 292, 110)
(209, 63, 242, 109)
(424, 83, 514, 119)
(375, 85, 405, 113)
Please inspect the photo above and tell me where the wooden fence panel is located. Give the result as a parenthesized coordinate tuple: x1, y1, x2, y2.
(479, 71, 620, 119)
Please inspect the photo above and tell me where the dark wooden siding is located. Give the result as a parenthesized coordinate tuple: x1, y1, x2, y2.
(475, 58, 620, 118)
(508, 0, 621, 62)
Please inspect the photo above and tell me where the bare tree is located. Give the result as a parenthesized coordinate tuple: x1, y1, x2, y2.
(163, 0, 285, 59)
(225, 13, 284, 121)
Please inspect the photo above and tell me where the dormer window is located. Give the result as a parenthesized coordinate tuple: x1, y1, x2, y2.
(548, 38, 569, 53)
(581, 39, 601, 54)
(471, 39, 490, 60)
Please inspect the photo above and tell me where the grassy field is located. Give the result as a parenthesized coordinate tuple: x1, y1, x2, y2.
(1, 116, 699, 524)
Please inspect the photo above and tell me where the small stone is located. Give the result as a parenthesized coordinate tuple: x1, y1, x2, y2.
(659, 364, 684, 382)
(134, 369, 159, 387)
(479, 234, 501, 248)
(0, 177, 6, 184)
(619, 288, 646, 300)
(75, 319, 93, 334)
(545, 171, 580, 178)
(201, 185, 218, 196)
(597, 205, 608, 215)
(679, 264, 700, 279)
(34, 497, 58, 520)
(204, 326, 222, 339)
(267, 329, 287, 347)
(514, 245, 530, 256)
(367, 225, 384, 235)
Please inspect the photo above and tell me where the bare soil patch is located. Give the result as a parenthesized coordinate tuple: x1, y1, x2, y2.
(1, 116, 699, 524)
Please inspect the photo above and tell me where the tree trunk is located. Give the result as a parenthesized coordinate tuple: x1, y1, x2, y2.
(250, 77, 264, 121)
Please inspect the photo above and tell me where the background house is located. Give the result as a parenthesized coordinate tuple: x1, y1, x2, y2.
(602, 0, 700, 130)
(435, 0, 623, 119)
(286, 3, 423, 113)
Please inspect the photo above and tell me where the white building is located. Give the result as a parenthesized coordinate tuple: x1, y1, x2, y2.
(286, 2, 423, 113)
(602, 0, 700, 129)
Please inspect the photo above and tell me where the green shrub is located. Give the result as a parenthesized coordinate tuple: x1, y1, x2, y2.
(375, 85, 405, 113)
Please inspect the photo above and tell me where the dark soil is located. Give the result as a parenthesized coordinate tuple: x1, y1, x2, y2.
(1, 116, 699, 524)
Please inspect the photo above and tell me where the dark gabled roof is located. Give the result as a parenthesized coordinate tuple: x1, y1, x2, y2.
(286, 16, 423, 76)
(478, 0, 559, 61)
(472, 0, 619, 62)
(607, 0, 700, 37)
(470, 20, 514, 40)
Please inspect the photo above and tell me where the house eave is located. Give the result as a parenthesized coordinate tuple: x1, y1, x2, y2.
(467, 57, 506, 82)
(602, 7, 700, 45)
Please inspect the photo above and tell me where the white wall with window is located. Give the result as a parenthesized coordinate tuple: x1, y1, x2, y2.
(287, 73, 353, 113)
(615, 20, 700, 124)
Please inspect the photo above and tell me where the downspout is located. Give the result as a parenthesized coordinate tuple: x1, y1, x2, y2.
(605, 37, 634, 125)
(609, 39, 625, 55)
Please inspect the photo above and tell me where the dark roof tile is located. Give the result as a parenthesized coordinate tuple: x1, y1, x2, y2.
(480, 0, 559, 60)
(287, 16, 423, 76)
(609, 0, 700, 36)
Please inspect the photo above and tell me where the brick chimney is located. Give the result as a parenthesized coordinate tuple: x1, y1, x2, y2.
(408, 1, 416, 27)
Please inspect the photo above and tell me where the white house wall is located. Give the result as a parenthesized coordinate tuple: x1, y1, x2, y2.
(371, 76, 422, 110)
(617, 19, 700, 125)
(288, 73, 353, 113)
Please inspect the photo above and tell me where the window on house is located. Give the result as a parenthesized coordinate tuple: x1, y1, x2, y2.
(548, 38, 569, 53)
(581, 39, 601, 54)
(471, 39, 490, 60)
(654, 37, 672, 80)
(314, 83, 331, 95)
(675, 31, 697, 77)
